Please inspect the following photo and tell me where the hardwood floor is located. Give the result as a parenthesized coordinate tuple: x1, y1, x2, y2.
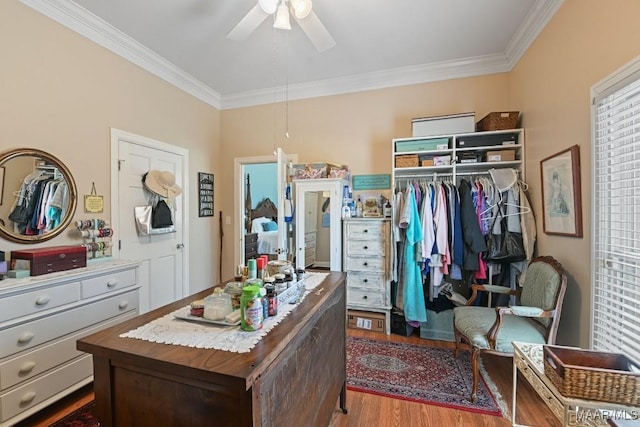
(16, 328, 560, 427)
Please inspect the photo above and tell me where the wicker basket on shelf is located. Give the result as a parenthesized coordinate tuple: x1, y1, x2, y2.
(543, 345, 640, 405)
(476, 111, 520, 131)
(395, 154, 419, 168)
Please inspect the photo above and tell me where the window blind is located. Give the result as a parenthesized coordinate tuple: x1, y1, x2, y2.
(592, 63, 640, 361)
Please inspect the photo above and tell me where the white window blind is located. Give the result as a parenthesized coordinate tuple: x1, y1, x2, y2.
(591, 60, 640, 361)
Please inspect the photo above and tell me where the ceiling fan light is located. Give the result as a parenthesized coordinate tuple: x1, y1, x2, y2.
(291, 0, 312, 19)
(258, 0, 278, 14)
(273, 2, 291, 30)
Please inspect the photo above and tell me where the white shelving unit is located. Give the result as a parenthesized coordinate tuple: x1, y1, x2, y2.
(392, 128, 525, 182)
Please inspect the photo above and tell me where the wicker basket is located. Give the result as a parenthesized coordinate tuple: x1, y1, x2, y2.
(476, 111, 520, 131)
(395, 154, 419, 168)
(543, 345, 640, 405)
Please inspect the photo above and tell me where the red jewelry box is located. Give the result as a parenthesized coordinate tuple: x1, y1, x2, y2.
(10, 245, 87, 276)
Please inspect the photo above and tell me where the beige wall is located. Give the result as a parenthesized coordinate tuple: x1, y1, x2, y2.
(0, 2, 221, 293)
(509, 0, 640, 347)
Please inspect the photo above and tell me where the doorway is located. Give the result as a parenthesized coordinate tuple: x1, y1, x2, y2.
(110, 128, 189, 314)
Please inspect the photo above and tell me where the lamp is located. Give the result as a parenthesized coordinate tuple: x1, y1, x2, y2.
(258, 0, 278, 14)
(273, 1, 291, 30)
(290, 0, 312, 19)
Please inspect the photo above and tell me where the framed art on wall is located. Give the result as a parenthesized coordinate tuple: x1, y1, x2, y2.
(540, 145, 582, 237)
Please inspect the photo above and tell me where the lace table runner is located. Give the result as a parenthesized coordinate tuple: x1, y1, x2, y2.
(119, 272, 329, 353)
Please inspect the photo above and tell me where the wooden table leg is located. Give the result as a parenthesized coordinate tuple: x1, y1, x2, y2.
(340, 381, 348, 414)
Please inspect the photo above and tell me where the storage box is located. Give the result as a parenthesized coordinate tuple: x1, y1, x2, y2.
(293, 162, 343, 179)
(10, 245, 87, 276)
(347, 310, 385, 333)
(419, 309, 455, 342)
(328, 164, 350, 179)
(433, 155, 451, 166)
(395, 154, 419, 168)
(543, 345, 640, 405)
(485, 150, 516, 162)
(456, 132, 519, 148)
(395, 137, 450, 152)
(476, 111, 520, 131)
(391, 311, 415, 336)
(412, 113, 475, 137)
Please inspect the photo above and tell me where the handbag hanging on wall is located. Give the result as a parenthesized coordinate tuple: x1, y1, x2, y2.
(134, 194, 175, 236)
(484, 209, 526, 264)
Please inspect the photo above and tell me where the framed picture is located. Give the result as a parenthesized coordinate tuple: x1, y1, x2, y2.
(198, 172, 214, 217)
(0, 167, 4, 205)
(540, 145, 582, 237)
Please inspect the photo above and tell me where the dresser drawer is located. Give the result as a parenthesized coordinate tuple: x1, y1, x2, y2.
(346, 272, 386, 291)
(0, 311, 137, 391)
(347, 287, 386, 308)
(81, 268, 136, 299)
(0, 281, 81, 323)
(345, 257, 385, 272)
(0, 289, 139, 359)
(0, 354, 93, 423)
(346, 240, 385, 257)
(346, 223, 385, 240)
(245, 233, 258, 244)
(305, 231, 317, 244)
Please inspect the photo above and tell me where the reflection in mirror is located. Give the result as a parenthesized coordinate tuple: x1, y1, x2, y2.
(0, 148, 77, 243)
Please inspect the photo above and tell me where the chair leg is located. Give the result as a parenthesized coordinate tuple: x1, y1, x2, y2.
(453, 326, 461, 358)
(470, 348, 480, 402)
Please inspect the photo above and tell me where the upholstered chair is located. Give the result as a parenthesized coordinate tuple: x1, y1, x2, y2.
(453, 256, 567, 401)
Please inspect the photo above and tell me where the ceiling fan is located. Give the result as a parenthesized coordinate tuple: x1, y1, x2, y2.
(227, 0, 336, 52)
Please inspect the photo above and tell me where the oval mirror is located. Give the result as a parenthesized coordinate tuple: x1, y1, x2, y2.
(0, 148, 77, 243)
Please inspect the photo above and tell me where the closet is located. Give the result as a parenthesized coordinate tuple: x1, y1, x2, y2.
(391, 128, 532, 337)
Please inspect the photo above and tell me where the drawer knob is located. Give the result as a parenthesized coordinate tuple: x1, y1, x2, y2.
(363, 246, 368, 250)
(18, 332, 35, 344)
(107, 280, 118, 288)
(19, 361, 36, 374)
(363, 279, 368, 283)
(118, 301, 129, 310)
(35, 296, 50, 305)
(20, 391, 36, 404)
(363, 262, 368, 266)
(362, 295, 368, 299)
(363, 229, 368, 233)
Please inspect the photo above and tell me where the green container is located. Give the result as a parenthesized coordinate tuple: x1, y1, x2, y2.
(240, 285, 263, 331)
(395, 137, 450, 152)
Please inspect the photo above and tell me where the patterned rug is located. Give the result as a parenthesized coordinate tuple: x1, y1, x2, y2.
(49, 401, 98, 427)
(346, 336, 507, 417)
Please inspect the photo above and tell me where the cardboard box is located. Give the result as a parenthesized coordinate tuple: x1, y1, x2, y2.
(433, 155, 451, 166)
(347, 310, 385, 333)
(411, 113, 475, 137)
(486, 149, 516, 162)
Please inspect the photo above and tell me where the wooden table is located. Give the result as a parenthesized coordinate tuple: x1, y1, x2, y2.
(77, 272, 347, 427)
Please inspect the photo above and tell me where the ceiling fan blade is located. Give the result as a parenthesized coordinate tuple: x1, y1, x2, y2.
(294, 11, 336, 52)
(227, 4, 270, 41)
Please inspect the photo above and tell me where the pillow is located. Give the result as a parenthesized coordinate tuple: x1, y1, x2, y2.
(251, 217, 270, 233)
(262, 221, 278, 232)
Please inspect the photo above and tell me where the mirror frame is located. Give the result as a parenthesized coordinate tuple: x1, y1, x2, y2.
(0, 148, 77, 244)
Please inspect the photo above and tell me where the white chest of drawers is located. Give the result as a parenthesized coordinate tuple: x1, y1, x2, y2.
(343, 218, 391, 334)
(0, 259, 140, 427)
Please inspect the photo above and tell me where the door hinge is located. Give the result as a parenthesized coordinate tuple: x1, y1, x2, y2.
(118, 160, 125, 171)
(119, 240, 121, 250)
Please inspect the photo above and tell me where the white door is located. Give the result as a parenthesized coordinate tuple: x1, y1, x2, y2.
(234, 149, 297, 268)
(111, 129, 188, 314)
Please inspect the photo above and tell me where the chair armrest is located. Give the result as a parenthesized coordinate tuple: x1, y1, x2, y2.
(466, 284, 522, 306)
(508, 306, 544, 317)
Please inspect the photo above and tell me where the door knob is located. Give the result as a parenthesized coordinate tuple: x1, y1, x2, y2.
(176, 243, 184, 249)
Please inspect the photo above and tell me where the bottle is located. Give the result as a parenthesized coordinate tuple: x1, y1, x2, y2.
(247, 258, 257, 279)
(240, 285, 263, 331)
(384, 200, 392, 218)
(356, 196, 363, 217)
(266, 284, 278, 316)
(274, 273, 287, 294)
(260, 287, 269, 320)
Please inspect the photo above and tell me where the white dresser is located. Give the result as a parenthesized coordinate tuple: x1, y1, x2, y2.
(0, 259, 140, 427)
(343, 218, 391, 334)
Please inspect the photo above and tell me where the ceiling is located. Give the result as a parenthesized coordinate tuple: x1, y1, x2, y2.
(23, 0, 563, 110)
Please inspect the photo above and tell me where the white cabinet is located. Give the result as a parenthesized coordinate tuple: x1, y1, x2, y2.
(0, 260, 140, 427)
(343, 218, 391, 334)
(392, 128, 525, 181)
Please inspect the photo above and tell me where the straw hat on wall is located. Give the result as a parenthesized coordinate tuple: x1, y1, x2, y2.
(143, 170, 183, 201)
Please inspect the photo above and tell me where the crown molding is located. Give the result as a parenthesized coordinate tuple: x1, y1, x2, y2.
(19, 0, 222, 109)
(20, 0, 562, 111)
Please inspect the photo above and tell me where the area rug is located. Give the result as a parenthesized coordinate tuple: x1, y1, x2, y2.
(49, 401, 98, 427)
(346, 336, 508, 417)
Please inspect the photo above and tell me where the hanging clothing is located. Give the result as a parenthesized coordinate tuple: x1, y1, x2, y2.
(399, 186, 426, 323)
(458, 179, 487, 272)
